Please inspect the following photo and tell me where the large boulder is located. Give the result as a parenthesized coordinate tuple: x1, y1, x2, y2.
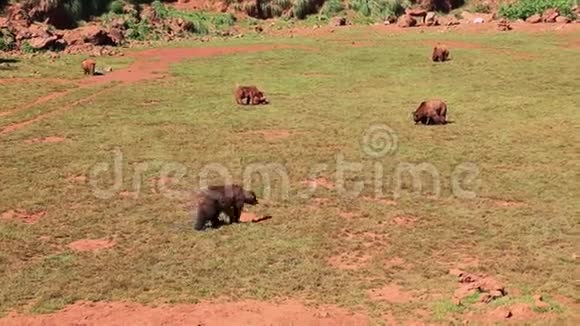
(398, 15, 417, 28)
(81, 26, 117, 46)
(28, 35, 58, 49)
(526, 14, 542, 24)
(542, 8, 560, 23)
(425, 12, 438, 26)
(555, 16, 571, 23)
(107, 28, 125, 45)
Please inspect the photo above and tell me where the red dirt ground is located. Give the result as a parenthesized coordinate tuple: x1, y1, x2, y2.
(0, 300, 369, 326)
(368, 284, 414, 303)
(239, 212, 272, 223)
(384, 256, 406, 269)
(464, 302, 556, 323)
(337, 210, 360, 219)
(490, 198, 526, 207)
(328, 252, 372, 270)
(23, 136, 67, 144)
(67, 175, 87, 183)
(0, 44, 314, 136)
(0, 210, 45, 224)
(0, 90, 72, 118)
(393, 215, 418, 227)
(239, 129, 299, 142)
(67, 239, 115, 252)
(301, 177, 335, 189)
(82, 44, 315, 87)
(363, 196, 397, 205)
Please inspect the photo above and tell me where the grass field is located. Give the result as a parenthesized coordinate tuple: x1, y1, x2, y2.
(0, 26, 579, 324)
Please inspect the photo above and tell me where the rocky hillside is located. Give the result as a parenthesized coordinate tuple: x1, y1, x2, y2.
(0, 0, 578, 55)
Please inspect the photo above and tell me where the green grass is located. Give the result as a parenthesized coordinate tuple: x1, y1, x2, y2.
(0, 27, 579, 324)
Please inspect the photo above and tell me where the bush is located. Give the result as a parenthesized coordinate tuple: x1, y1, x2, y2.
(349, 0, 407, 18)
(320, 0, 344, 16)
(232, 0, 323, 19)
(20, 41, 38, 53)
(293, 0, 323, 19)
(499, 0, 575, 20)
(471, 3, 491, 13)
(0, 29, 15, 51)
(109, 0, 125, 14)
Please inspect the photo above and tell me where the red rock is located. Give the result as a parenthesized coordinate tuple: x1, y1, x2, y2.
(108, 28, 124, 45)
(425, 12, 438, 26)
(526, 14, 542, 24)
(555, 16, 571, 23)
(28, 35, 58, 49)
(543, 8, 560, 22)
(398, 15, 417, 28)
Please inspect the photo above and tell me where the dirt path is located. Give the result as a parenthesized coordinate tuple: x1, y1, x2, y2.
(0, 44, 313, 136)
(0, 300, 369, 326)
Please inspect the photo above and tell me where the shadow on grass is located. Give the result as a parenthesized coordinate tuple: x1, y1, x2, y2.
(0, 58, 19, 64)
(0, 57, 19, 70)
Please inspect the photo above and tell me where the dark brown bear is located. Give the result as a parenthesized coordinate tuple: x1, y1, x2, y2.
(234, 86, 268, 105)
(193, 184, 258, 230)
(432, 45, 449, 62)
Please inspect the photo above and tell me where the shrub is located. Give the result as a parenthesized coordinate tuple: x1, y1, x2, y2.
(293, 0, 322, 19)
(499, 0, 575, 20)
(349, 0, 407, 18)
(20, 41, 38, 53)
(471, 3, 491, 13)
(125, 18, 152, 40)
(0, 29, 15, 51)
(320, 0, 344, 16)
(109, 0, 125, 14)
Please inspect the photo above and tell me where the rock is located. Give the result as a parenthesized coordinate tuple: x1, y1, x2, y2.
(405, 8, 427, 25)
(440, 16, 460, 26)
(555, 16, 571, 23)
(406, 8, 427, 17)
(398, 15, 417, 28)
(526, 14, 542, 24)
(108, 28, 124, 45)
(167, 18, 194, 35)
(110, 18, 127, 30)
(384, 16, 397, 25)
(28, 35, 58, 49)
(425, 12, 438, 26)
(497, 19, 512, 31)
(543, 8, 560, 23)
(331, 16, 347, 27)
(140, 6, 158, 23)
(79, 26, 116, 46)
